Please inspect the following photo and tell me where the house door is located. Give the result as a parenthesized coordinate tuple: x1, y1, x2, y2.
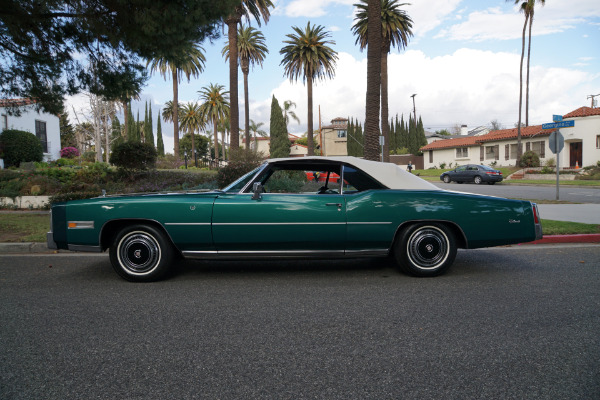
(569, 142, 582, 168)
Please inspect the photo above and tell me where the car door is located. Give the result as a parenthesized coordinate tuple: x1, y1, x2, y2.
(453, 165, 468, 182)
(211, 171, 347, 255)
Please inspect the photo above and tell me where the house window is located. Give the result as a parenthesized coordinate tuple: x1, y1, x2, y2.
(35, 120, 48, 153)
(337, 130, 346, 138)
(1, 113, 7, 131)
(531, 140, 545, 158)
(456, 147, 468, 158)
(596, 135, 600, 149)
(485, 145, 499, 160)
(509, 144, 520, 159)
(429, 150, 433, 164)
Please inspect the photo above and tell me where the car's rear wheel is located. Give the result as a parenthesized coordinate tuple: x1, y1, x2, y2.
(443, 175, 451, 183)
(109, 224, 174, 282)
(474, 175, 482, 184)
(394, 223, 457, 277)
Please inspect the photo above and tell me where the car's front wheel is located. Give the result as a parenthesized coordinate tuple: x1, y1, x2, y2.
(109, 224, 174, 282)
(474, 175, 482, 184)
(443, 175, 451, 183)
(394, 223, 457, 277)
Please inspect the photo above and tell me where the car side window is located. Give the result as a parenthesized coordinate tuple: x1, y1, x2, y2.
(456, 166, 467, 172)
(261, 166, 341, 194)
(341, 166, 385, 193)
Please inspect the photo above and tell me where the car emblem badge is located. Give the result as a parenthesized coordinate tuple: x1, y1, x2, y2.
(134, 249, 142, 259)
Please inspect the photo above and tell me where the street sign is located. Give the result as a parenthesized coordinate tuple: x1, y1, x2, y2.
(549, 130, 564, 154)
(553, 114, 563, 122)
(542, 120, 574, 129)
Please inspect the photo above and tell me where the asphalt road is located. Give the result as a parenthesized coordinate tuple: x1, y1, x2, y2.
(434, 182, 600, 204)
(1, 246, 599, 400)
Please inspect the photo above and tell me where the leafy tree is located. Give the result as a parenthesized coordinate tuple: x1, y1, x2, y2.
(147, 43, 206, 159)
(156, 110, 165, 156)
(489, 119, 502, 131)
(179, 133, 210, 160)
(0, 0, 238, 115)
(110, 142, 157, 171)
(223, 25, 268, 150)
(198, 84, 230, 162)
(224, 0, 273, 153)
(353, 0, 413, 162)
(269, 96, 289, 158)
(280, 22, 338, 156)
(0, 129, 44, 167)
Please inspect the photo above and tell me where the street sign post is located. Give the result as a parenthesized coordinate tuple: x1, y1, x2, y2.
(542, 120, 574, 129)
(543, 117, 574, 200)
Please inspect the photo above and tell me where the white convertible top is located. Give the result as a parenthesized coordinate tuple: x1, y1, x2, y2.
(268, 156, 438, 191)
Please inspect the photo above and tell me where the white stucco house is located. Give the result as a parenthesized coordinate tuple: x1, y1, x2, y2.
(421, 106, 600, 169)
(0, 98, 61, 164)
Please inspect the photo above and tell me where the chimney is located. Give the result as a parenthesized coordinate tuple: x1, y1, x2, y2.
(460, 125, 468, 136)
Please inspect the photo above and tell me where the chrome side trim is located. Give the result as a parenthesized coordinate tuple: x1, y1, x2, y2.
(347, 222, 392, 225)
(345, 249, 389, 257)
(164, 223, 211, 226)
(213, 222, 345, 226)
(68, 244, 102, 253)
(182, 249, 390, 259)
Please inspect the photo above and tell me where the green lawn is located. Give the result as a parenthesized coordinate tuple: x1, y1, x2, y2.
(0, 212, 597, 243)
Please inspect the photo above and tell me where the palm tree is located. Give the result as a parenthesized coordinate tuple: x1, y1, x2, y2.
(248, 119, 267, 150)
(280, 22, 338, 156)
(198, 84, 230, 163)
(161, 101, 180, 124)
(353, 0, 413, 162)
(283, 100, 301, 127)
(224, 0, 273, 153)
(223, 25, 269, 150)
(362, 0, 383, 161)
(508, 0, 545, 166)
(117, 88, 141, 139)
(179, 103, 206, 160)
(217, 118, 230, 160)
(147, 43, 206, 159)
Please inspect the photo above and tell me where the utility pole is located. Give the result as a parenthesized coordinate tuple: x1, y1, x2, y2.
(410, 94, 417, 123)
(587, 94, 600, 108)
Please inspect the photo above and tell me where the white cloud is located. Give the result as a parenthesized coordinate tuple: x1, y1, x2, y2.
(437, 0, 598, 42)
(247, 48, 593, 136)
(282, 0, 355, 18)
(407, 0, 463, 37)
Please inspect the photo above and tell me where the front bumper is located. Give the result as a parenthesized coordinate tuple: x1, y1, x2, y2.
(47, 232, 58, 250)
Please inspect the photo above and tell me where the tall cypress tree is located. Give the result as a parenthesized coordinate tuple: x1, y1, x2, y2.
(147, 103, 154, 147)
(269, 96, 289, 158)
(156, 110, 164, 156)
(416, 116, 427, 154)
(127, 102, 136, 142)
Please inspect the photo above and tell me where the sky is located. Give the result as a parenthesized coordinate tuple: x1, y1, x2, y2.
(68, 0, 600, 155)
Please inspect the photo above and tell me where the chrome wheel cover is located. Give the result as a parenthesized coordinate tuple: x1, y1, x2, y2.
(117, 231, 161, 275)
(406, 226, 450, 270)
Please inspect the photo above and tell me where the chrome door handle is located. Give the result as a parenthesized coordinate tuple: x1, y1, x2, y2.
(326, 203, 342, 207)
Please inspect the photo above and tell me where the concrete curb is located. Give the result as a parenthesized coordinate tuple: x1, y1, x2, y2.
(1, 235, 599, 255)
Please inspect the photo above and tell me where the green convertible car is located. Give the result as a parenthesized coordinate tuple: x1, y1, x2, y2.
(47, 157, 543, 281)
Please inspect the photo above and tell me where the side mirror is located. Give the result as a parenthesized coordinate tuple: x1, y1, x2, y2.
(251, 182, 263, 200)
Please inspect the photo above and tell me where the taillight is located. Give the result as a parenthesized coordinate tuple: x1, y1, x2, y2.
(532, 203, 540, 224)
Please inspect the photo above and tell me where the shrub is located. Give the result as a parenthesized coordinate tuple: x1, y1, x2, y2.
(217, 149, 263, 188)
(110, 142, 157, 171)
(60, 147, 80, 158)
(519, 151, 540, 167)
(0, 129, 44, 168)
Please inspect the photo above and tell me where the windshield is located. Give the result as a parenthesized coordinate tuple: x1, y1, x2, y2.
(221, 165, 263, 193)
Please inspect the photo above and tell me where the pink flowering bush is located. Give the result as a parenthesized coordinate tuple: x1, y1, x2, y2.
(60, 147, 80, 159)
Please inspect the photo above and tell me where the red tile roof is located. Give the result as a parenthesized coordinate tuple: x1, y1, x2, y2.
(421, 125, 552, 151)
(563, 106, 600, 118)
(0, 98, 37, 108)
